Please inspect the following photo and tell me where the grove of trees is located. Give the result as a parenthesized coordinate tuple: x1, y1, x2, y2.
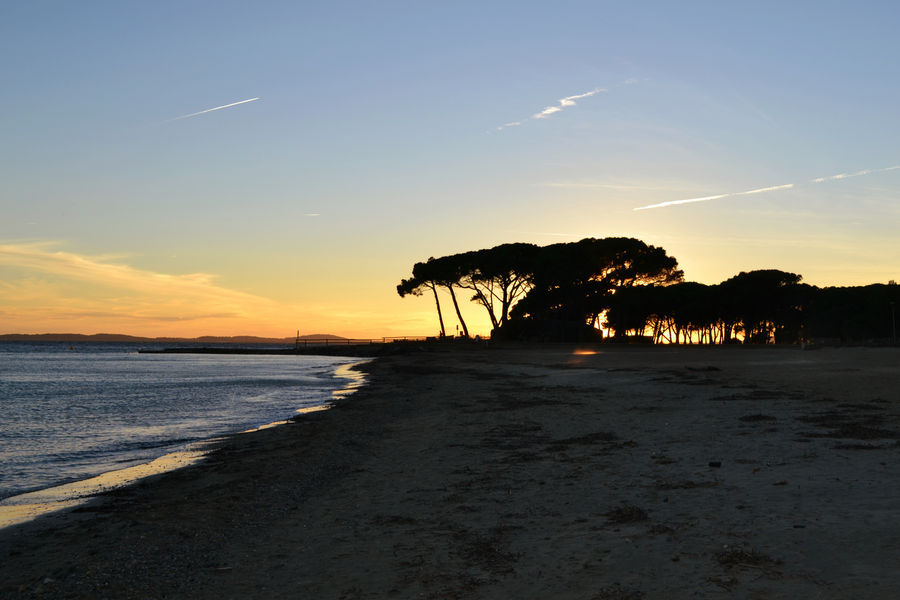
(398, 237, 899, 344)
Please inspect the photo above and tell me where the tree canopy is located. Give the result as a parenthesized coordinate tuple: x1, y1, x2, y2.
(513, 237, 683, 330)
(398, 239, 898, 344)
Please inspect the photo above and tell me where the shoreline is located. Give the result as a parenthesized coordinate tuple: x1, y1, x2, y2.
(0, 358, 370, 530)
(135, 339, 488, 357)
(136, 345, 388, 357)
(2, 345, 899, 598)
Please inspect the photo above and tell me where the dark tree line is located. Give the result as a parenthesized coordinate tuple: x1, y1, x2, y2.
(605, 275, 899, 345)
(604, 270, 804, 344)
(398, 237, 681, 341)
(399, 238, 899, 344)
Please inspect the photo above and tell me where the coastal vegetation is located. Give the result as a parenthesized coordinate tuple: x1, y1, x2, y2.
(398, 238, 899, 344)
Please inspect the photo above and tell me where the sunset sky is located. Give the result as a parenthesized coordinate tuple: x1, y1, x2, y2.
(2, 1, 899, 338)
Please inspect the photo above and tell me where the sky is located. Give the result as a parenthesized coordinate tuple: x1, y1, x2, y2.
(2, 1, 899, 338)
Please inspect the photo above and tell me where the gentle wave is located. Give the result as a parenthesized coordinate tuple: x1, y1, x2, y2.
(0, 343, 366, 501)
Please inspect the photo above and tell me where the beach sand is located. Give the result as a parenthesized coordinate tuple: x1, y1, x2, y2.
(1, 344, 899, 599)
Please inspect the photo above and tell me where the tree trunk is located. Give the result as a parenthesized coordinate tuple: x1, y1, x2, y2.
(473, 288, 499, 330)
(500, 285, 510, 326)
(430, 283, 446, 337)
(445, 285, 469, 337)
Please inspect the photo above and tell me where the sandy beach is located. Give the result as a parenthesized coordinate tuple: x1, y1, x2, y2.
(2, 344, 899, 599)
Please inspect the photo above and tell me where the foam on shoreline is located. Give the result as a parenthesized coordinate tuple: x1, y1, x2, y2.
(0, 359, 370, 529)
(4, 347, 899, 598)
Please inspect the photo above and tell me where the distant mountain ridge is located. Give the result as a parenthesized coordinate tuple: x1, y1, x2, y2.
(0, 333, 348, 344)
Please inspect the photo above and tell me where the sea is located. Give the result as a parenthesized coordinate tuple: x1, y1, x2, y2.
(0, 342, 366, 508)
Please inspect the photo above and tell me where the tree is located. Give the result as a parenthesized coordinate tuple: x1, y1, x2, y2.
(397, 256, 478, 338)
(719, 270, 803, 344)
(803, 283, 900, 343)
(454, 243, 540, 331)
(426, 255, 471, 338)
(514, 238, 683, 332)
(400, 238, 681, 341)
(664, 282, 719, 344)
(397, 261, 447, 337)
(603, 284, 658, 339)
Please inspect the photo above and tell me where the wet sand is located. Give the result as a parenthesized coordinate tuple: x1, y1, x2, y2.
(1, 344, 899, 599)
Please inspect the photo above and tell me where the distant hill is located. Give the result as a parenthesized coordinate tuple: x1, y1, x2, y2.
(0, 333, 349, 344)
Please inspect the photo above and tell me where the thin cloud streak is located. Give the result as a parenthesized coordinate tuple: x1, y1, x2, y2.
(0, 243, 411, 338)
(166, 97, 260, 122)
(810, 164, 900, 183)
(533, 89, 602, 119)
(0, 242, 276, 315)
(541, 181, 689, 192)
(634, 194, 729, 211)
(740, 184, 795, 196)
(496, 79, 641, 131)
(635, 164, 900, 211)
(0, 242, 304, 335)
(634, 184, 793, 211)
(496, 88, 603, 131)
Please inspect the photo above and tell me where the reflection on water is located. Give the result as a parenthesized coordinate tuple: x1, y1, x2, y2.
(0, 359, 369, 529)
(0, 448, 208, 528)
(331, 362, 367, 399)
(239, 361, 367, 433)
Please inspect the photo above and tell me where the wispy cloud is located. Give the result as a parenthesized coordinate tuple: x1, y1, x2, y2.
(634, 164, 900, 211)
(496, 79, 642, 132)
(0, 242, 414, 337)
(166, 97, 260, 122)
(0, 242, 279, 326)
(540, 181, 688, 192)
(810, 164, 900, 183)
(496, 88, 604, 131)
(634, 184, 794, 211)
(533, 89, 603, 119)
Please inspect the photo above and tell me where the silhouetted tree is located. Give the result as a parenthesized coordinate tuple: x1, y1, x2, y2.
(424, 255, 471, 337)
(671, 282, 727, 343)
(454, 243, 540, 331)
(720, 270, 803, 344)
(400, 241, 900, 346)
(397, 245, 538, 337)
(397, 260, 447, 337)
(803, 283, 900, 342)
(509, 238, 682, 341)
(605, 282, 721, 343)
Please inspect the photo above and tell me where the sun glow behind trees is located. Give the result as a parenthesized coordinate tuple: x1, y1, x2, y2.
(399, 239, 900, 344)
(399, 238, 682, 340)
(3, 4, 899, 337)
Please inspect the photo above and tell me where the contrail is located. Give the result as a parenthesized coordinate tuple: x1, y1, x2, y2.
(496, 80, 642, 131)
(496, 87, 604, 131)
(533, 89, 603, 119)
(166, 97, 260, 122)
(634, 164, 900, 211)
(634, 184, 793, 211)
(810, 164, 900, 183)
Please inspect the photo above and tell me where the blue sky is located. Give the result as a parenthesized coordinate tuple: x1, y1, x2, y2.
(1, 1, 898, 336)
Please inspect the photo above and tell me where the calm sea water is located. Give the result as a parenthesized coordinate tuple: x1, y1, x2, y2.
(0, 342, 366, 500)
